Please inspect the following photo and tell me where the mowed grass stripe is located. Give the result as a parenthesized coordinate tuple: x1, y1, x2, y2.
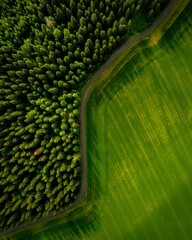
(108, 126, 164, 240)
(107, 103, 167, 240)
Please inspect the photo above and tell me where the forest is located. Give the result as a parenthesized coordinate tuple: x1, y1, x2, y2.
(0, 0, 167, 232)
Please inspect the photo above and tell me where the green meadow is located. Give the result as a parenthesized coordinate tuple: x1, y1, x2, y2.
(3, 0, 192, 239)
(86, 1, 192, 239)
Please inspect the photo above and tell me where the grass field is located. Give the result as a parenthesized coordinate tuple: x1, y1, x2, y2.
(3, 0, 192, 239)
(85, 1, 192, 239)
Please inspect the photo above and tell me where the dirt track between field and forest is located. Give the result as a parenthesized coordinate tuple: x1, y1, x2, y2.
(0, 0, 180, 237)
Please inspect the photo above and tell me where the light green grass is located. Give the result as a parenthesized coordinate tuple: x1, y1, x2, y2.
(2, 0, 192, 239)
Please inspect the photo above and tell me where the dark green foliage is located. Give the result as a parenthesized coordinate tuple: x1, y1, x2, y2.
(0, 0, 168, 232)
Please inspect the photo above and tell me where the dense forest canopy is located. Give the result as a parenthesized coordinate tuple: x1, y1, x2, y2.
(0, 0, 167, 232)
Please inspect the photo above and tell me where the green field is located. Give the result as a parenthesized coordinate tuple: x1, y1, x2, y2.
(86, 1, 192, 239)
(3, 0, 192, 239)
